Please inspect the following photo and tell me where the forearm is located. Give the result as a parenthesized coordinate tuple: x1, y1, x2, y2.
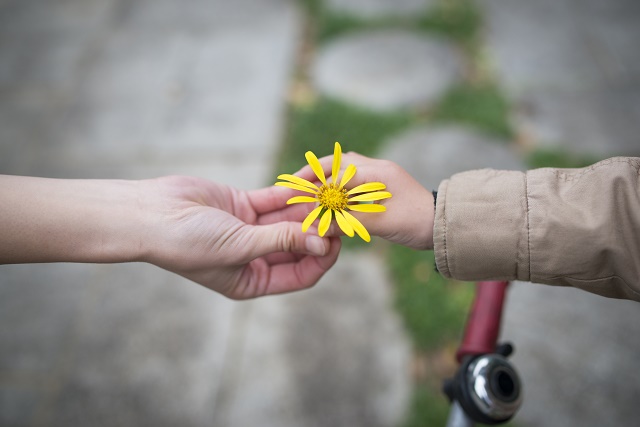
(0, 175, 149, 264)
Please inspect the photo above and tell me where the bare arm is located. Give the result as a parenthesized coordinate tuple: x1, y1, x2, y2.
(0, 175, 340, 299)
(0, 176, 147, 264)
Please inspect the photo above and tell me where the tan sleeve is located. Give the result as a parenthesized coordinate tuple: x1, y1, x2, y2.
(434, 157, 640, 301)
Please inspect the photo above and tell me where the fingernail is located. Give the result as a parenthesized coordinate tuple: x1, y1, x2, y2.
(305, 236, 327, 256)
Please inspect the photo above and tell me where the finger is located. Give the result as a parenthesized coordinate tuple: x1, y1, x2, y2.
(323, 219, 344, 237)
(246, 221, 331, 258)
(294, 155, 334, 182)
(263, 251, 304, 265)
(244, 185, 296, 215)
(294, 151, 373, 178)
(256, 202, 317, 226)
(294, 152, 389, 195)
(254, 236, 342, 295)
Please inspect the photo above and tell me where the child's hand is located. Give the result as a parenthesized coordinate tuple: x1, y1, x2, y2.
(290, 151, 435, 250)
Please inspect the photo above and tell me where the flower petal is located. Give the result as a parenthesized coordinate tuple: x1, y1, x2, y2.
(334, 210, 354, 237)
(339, 164, 357, 188)
(305, 151, 327, 186)
(277, 174, 319, 190)
(349, 191, 392, 202)
(318, 209, 333, 237)
(346, 182, 386, 195)
(275, 181, 319, 194)
(302, 206, 323, 232)
(342, 210, 371, 242)
(347, 204, 386, 212)
(287, 196, 318, 205)
(332, 142, 342, 184)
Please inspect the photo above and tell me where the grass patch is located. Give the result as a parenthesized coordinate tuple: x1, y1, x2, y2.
(316, 13, 403, 43)
(526, 148, 602, 169)
(431, 83, 513, 139)
(390, 244, 472, 426)
(418, 0, 482, 47)
(401, 384, 451, 427)
(299, 0, 482, 48)
(390, 245, 474, 350)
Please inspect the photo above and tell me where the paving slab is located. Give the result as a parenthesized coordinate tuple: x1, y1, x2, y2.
(0, 386, 41, 427)
(47, 264, 235, 427)
(326, 0, 436, 19)
(312, 29, 463, 111)
(380, 125, 524, 189)
(225, 253, 412, 427)
(479, 0, 640, 91)
(512, 85, 640, 156)
(0, 264, 97, 427)
(479, 0, 640, 156)
(502, 282, 640, 427)
(0, 0, 301, 185)
(0, 264, 95, 376)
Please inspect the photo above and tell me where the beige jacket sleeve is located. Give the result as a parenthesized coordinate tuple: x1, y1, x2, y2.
(434, 157, 640, 301)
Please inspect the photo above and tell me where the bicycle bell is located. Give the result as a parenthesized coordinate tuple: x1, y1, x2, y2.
(444, 353, 522, 425)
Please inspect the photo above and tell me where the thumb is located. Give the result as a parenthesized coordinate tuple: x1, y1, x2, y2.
(247, 222, 330, 258)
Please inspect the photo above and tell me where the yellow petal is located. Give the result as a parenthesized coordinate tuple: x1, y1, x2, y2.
(287, 196, 318, 205)
(277, 174, 319, 190)
(332, 142, 342, 184)
(339, 164, 357, 188)
(305, 151, 327, 186)
(275, 181, 318, 195)
(318, 209, 332, 237)
(334, 210, 354, 237)
(349, 191, 392, 202)
(346, 182, 386, 195)
(342, 210, 370, 242)
(347, 204, 386, 212)
(302, 206, 323, 232)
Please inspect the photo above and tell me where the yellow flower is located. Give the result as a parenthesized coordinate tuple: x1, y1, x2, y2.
(275, 142, 391, 242)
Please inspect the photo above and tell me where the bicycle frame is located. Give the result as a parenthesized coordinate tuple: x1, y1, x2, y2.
(444, 281, 522, 426)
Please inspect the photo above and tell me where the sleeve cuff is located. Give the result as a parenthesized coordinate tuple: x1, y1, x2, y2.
(434, 169, 530, 282)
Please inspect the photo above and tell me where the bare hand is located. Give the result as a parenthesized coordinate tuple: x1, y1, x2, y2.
(140, 176, 341, 299)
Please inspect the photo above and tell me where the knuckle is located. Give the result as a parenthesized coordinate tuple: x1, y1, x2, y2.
(277, 224, 296, 252)
(380, 159, 399, 170)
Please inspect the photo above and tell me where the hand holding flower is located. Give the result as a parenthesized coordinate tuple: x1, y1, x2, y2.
(292, 150, 435, 250)
(275, 142, 392, 242)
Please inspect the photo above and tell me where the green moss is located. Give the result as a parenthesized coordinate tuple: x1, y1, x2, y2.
(390, 245, 474, 351)
(431, 83, 513, 139)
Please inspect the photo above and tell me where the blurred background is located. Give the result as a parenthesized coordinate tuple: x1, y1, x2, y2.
(1, 0, 639, 426)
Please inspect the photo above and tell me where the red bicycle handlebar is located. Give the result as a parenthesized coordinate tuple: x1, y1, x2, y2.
(456, 281, 509, 363)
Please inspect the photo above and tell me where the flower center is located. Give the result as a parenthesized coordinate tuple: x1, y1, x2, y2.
(317, 183, 348, 211)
